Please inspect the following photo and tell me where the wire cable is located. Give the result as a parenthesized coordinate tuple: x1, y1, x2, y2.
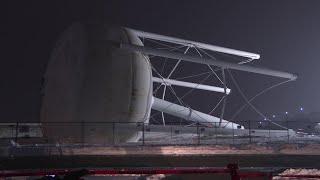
(230, 79, 293, 122)
(227, 69, 288, 130)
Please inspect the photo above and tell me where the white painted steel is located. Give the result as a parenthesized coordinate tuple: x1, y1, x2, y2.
(119, 43, 297, 80)
(128, 28, 260, 60)
(153, 77, 231, 94)
(152, 97, 243, 129)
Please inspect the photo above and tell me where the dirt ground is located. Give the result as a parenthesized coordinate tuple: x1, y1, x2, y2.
(57, 144, 320, 156)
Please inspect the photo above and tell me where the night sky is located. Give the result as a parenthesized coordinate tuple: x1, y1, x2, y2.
(3, 1, 320, 123)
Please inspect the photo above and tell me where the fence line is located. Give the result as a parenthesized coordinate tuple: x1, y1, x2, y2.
(0, 120, 320, 147)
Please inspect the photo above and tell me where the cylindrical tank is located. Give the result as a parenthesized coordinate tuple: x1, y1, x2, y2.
(40, 22, 153, 144)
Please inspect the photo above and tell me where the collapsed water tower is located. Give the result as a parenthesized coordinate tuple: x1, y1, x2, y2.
(40, 22, 297, 144)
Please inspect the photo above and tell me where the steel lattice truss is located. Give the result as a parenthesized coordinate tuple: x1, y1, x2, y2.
(123, 28, 296, 129)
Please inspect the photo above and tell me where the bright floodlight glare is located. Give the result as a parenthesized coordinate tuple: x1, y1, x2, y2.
(285, 111, 288, 115)
(300, 107, 304, 111)
(264, 118, 267, 121)
(272, 115, 276, 118)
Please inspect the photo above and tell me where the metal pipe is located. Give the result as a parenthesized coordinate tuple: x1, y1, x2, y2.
(119, 43, 297, 80)
(127, 28, 260, 60)
(152, 77, 231, 94)
(152, 97, 243, 129)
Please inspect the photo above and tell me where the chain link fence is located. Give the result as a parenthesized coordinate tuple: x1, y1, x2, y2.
(0, 120, 320, 156)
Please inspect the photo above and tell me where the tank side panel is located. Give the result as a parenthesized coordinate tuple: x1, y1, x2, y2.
(125, 28, 153, 124)
(40, 23, 87, 143)
(77, 25, 132, 123)
(77, 24, 136, 143)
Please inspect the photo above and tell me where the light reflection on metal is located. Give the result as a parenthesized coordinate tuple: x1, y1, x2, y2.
(152, 77, 231, 94)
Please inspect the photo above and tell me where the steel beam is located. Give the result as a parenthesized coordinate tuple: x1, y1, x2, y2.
(119, 43, 297, 80)
(153, 77, 231, 94)
(152, 97, 243, 129)
(127, 28, 260, 60)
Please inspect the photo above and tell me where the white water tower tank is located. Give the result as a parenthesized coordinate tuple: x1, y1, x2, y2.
(40, 22, 153, 144)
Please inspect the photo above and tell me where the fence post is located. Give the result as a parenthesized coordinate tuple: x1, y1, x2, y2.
(268, 121, 271, 144)
(286, 120, 290, 144)
(142, 122, 145, 146)
(232, 122, 235, 146)
(15, 122, 19, 143)
(112, 122, 115, 145)
(248, 120, 252, 144)
(197, 122, 200, 145)
(81, 121, 84, 146)
(214, 122, 217, 145)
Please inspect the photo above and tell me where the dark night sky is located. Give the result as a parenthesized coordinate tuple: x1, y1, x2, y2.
(2, 0, 320, 123)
